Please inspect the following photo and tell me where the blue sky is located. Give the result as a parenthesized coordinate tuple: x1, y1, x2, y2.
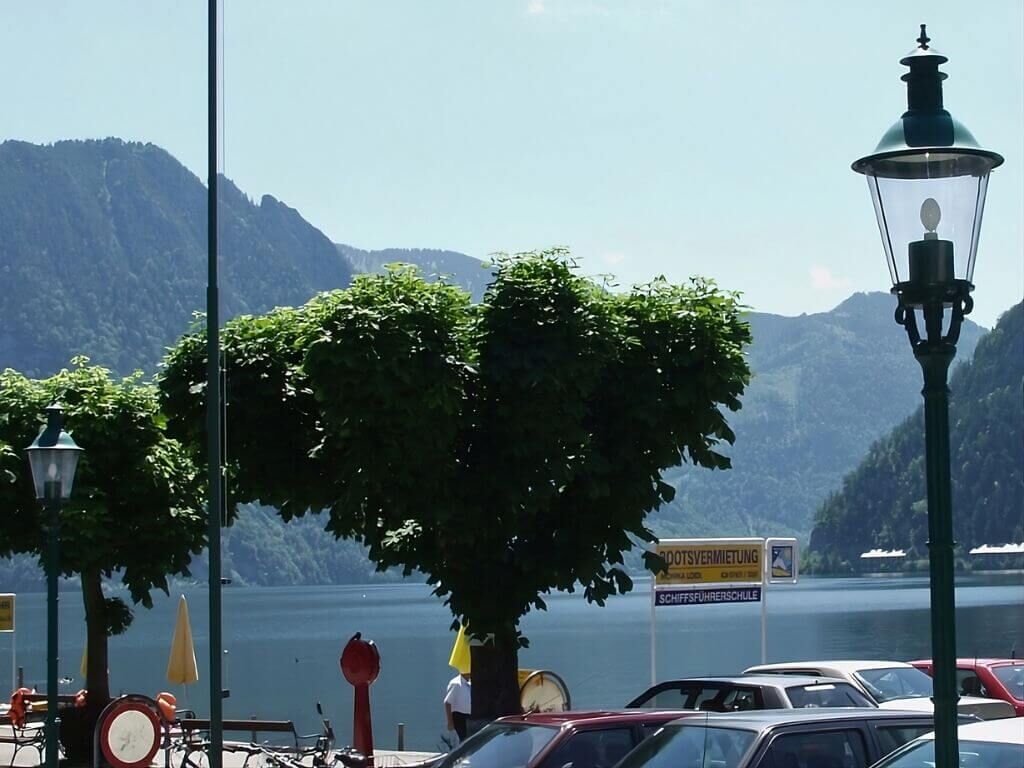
(3, 1, 1021, 326)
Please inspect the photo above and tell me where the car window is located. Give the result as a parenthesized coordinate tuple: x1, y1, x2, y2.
(873, 724, 935, 757)
(541, 728, 635, 768)
(639, 724, 664, 739)
(616, 724, 756, 768)
(632, 683, 698, 709)
(720, 687, 762, 712)
(854, 668, 933, 703)
(759, 729, 869, 768)
(991, 665, 1024, 700)
(438, 724, 558, 768)
(785, 683, 874, 708)
(873, 737, 1024, 768)
(954, 669, 992, 698)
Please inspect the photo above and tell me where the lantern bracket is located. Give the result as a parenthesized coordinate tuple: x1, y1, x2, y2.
(893, 279, 973, 354)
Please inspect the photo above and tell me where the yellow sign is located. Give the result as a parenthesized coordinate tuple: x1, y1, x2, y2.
(655, 540, 762, 585)
(0, 594, 14, 632)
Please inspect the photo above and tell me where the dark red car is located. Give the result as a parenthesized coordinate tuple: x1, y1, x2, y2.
(910, 658, 1024, 716)
(428, 709, 697, 768)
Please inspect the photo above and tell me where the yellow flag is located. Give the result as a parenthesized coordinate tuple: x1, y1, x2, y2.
(448, 624, 471, 674)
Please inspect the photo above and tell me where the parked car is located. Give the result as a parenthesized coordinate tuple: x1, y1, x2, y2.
(614, 709, 968, 768)
(909, 657, 1024, 716)
(426, 709, 696, 768)
(870, 715, 1024, 767)
(627, 675, 877, 711)
(745, 659, 1016, 720)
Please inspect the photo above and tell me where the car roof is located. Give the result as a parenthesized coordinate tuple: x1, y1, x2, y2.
(909, 657, 1024, 668)
(747, 660, 914, 674)
(652, 675, 853, 688)
(498, 709, 698, 728)
(917, 716, 1024, 745)
(663, 708, 931, 732)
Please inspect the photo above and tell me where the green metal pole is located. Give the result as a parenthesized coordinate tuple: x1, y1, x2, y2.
(916, 339, 959, 768)
(207, 0, 223, 766)
(44, 481, 60, 768)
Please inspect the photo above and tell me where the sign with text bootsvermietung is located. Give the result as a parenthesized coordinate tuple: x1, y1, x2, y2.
(655, 538, 763, 586)
(0, 594, 13, 632)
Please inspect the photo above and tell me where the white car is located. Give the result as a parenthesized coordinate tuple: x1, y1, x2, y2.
(744, 660, 1015, 720)
(870, 716, 1024, 767)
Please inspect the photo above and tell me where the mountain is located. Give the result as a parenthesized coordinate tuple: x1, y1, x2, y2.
(0, 139, 353, 376)
(337, 244, 493, 302)
(807, 301, 1024, 571)
(652, 292, 984, 540)
(0, 138, 995, 588)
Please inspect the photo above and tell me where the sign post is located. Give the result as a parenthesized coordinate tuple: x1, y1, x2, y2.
(763, 539, 798, 663)
(649, 538, 798, 677)
(0, 594, 14, 695)
(650, 538, 763, 685)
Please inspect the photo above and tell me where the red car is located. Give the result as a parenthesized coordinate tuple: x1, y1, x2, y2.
(427, 709, 698, 768)
(910, 658, 1024, 716)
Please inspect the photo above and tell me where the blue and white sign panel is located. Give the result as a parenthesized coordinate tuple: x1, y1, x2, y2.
(655, 586, 762, 607)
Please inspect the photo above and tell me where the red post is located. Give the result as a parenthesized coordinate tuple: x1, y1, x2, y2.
(340, 633, 381, 762)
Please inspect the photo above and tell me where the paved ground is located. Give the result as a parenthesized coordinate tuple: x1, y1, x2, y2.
(0, 726, 438, 768)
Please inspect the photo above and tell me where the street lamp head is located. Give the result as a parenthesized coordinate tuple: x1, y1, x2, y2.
(852, 25, 1003, 301)
(25, 403, 83, 500)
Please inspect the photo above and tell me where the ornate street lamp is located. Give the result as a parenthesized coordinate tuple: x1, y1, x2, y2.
(25, 404, 83, 768)
(852, 25, 1002, 768)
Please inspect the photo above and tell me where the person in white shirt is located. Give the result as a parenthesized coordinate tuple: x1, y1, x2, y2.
(444, 671, 472, 741)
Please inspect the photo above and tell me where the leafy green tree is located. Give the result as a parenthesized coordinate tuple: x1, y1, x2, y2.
(161, 250, 751, 716)
(0, 360, 206, 718)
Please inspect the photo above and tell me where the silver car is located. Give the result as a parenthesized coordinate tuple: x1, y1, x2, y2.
(745, 660, 1015, 720)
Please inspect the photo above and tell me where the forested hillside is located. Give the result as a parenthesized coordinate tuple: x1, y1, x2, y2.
(808, 301, 1023, 570)
(653, 292, 984, 539)
(0, 139, 353, 376)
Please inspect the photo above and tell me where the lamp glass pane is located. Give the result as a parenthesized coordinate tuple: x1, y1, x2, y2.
(26, 448, 80, 499)
(58, 450, 80, 499)
(864, 171, 989, 285)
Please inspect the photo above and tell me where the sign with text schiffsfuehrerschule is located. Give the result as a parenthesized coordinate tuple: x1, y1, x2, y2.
(0, 594, 13, 632)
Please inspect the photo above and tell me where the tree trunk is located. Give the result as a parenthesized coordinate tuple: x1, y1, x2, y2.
(60, 571, 111, 764)
(81, 569, 111, 704)
(469, 628, 521, 724)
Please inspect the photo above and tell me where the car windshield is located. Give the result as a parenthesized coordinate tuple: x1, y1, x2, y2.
(854, 667, 934, 703)
(784, 682, 875, 708)
(437, 724, 558, 768)
(991, 665, 1024, 700)
(615, 724, 756, 768)
(874, 737, 1024, 767)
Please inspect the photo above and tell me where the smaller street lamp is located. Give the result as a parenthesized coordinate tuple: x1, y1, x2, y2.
(852, 25, 1002, 768)
(25, 404, 83, 768)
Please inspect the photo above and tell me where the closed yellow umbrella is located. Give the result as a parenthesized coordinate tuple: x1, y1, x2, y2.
(448, 624, 471, 674)
(166, 595, 199, 686)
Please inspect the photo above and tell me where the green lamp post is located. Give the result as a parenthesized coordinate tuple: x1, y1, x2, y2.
(25, 404, 83, 768)
(852, 25, 1002, 768)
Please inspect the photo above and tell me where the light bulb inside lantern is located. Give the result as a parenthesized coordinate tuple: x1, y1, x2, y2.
(920, 198, 941, 238)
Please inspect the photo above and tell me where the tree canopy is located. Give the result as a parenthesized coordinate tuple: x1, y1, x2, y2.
(0, 359, 207, 707)
(160, 250, 751, 714)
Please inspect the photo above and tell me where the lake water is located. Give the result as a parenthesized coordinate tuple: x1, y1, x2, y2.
(1, 573, 1021, 751)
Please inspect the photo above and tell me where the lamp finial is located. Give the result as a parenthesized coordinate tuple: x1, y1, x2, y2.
(917, 24, 930, 50)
